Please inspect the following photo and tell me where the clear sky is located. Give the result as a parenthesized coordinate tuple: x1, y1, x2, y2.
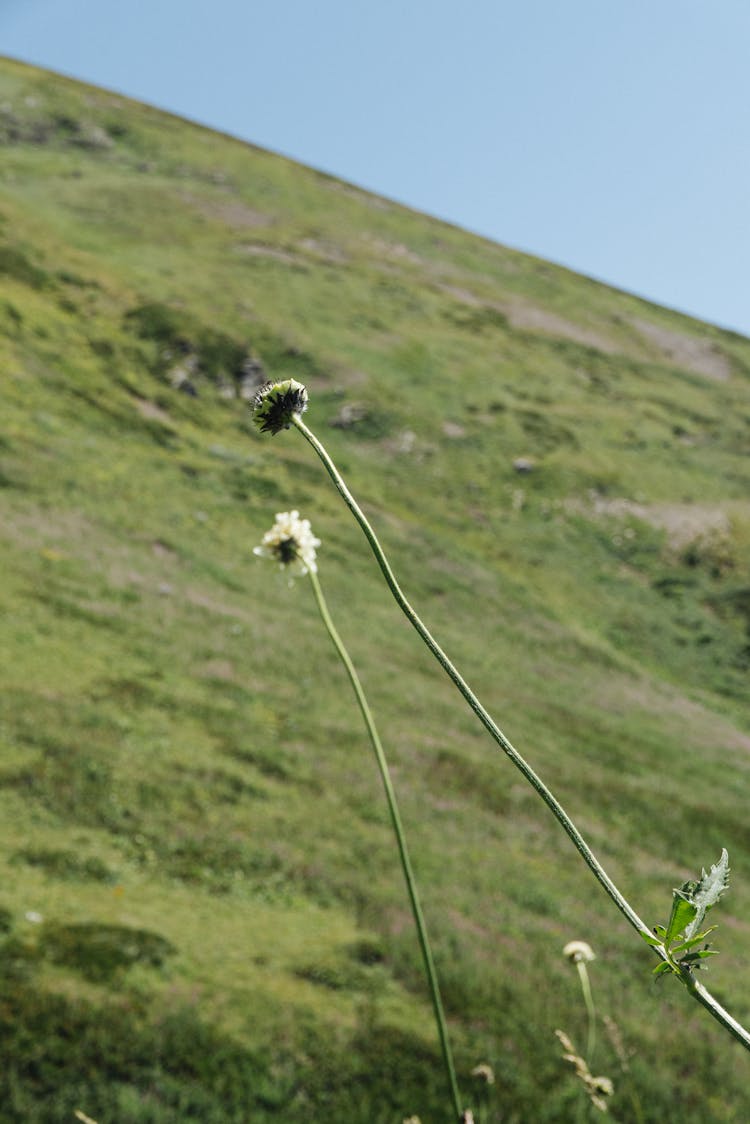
(3, 0, 749, 336)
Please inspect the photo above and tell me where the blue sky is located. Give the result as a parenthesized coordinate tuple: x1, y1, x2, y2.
(3, 0, 749, 336)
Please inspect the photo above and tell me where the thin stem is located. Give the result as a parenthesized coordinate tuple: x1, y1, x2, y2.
(576, 962, 597, 1066)
(292, 413, 750, 1052)
(293, 416, 645, 932)
(307, 567, 464, 1122)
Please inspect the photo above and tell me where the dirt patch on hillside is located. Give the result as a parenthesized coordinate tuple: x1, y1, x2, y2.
(195, 658, 236, 681)
(0, 506, 92, 560)
(578, 496, 733, 551)
(361, 235, 423, 266)
(182, 193, 273, 230)
(234, 238, 346, 267)
(182, 586, 255, 623)
(599, 674, 750, 756)
(503, 298, 618, 353)
(436, 283, 619, 353)
(327, 181, 394, 212)
(234, 243, 304, 266)
(438, 283, 483, 307)
(134, 398, 171, 424)
(298, 237, 348, 264)
(630, 317, 731, 380)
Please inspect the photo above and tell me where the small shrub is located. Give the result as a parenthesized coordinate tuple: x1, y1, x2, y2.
(347, 937, 386, 966)
(0, 245, 49, 289)
(39, 922, 176, 983)
(124, 302, 192, 352)
(10, 848, 116, 884)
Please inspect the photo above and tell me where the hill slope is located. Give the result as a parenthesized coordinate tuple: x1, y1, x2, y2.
(1, 56, 749, 1122)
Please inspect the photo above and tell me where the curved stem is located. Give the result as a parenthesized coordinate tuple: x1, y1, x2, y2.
(307, 567, 464, 1121)
(292, 413, 750, 1052)
(293, 415, 646, 934)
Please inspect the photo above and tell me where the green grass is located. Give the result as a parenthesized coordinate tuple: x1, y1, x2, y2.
(1, 53, 750, 1121)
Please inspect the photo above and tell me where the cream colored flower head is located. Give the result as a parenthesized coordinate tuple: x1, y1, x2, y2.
(563, 940, 595, 964)
(254, 510, 320, 576)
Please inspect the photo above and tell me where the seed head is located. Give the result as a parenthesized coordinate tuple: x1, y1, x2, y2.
(563, 940, 595, 964)
(253, 379, 308, 435)
(556, 1029, 614, 1112)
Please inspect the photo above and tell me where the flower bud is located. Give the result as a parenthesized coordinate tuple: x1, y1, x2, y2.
(252, 379, 308, 435)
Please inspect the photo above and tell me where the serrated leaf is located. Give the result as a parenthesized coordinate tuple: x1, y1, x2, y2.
(665, 894, 698, 945)
(684, 849, 730, 941)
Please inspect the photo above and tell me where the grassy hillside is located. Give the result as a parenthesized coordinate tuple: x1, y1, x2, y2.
(1, 54, 750, 1122)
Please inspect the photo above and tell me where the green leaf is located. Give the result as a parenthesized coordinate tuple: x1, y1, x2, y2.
(665, 894, 698, 946)
(671, 926, 717, 955)
(653, 961, 674, 977)
(641, 932, 664, 948)
(683, 849, 729, 941)
(679, 949, 718, 971)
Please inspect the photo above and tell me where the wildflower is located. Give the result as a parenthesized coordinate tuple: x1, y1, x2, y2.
(254, 510, 320, 576)
(252, 379, 308, 434)
(563, 940, 595, 963)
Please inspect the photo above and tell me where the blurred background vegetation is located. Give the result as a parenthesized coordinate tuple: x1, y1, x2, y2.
(1, 56, 749, 1121)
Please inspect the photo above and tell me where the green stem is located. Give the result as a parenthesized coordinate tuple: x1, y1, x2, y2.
(576, 962, 596, 1066)
(307, 567, 464, 1121)
(292, 413, 750, 1052)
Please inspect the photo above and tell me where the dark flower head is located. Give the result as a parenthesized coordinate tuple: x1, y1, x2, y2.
(253, 379, 308, 435)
